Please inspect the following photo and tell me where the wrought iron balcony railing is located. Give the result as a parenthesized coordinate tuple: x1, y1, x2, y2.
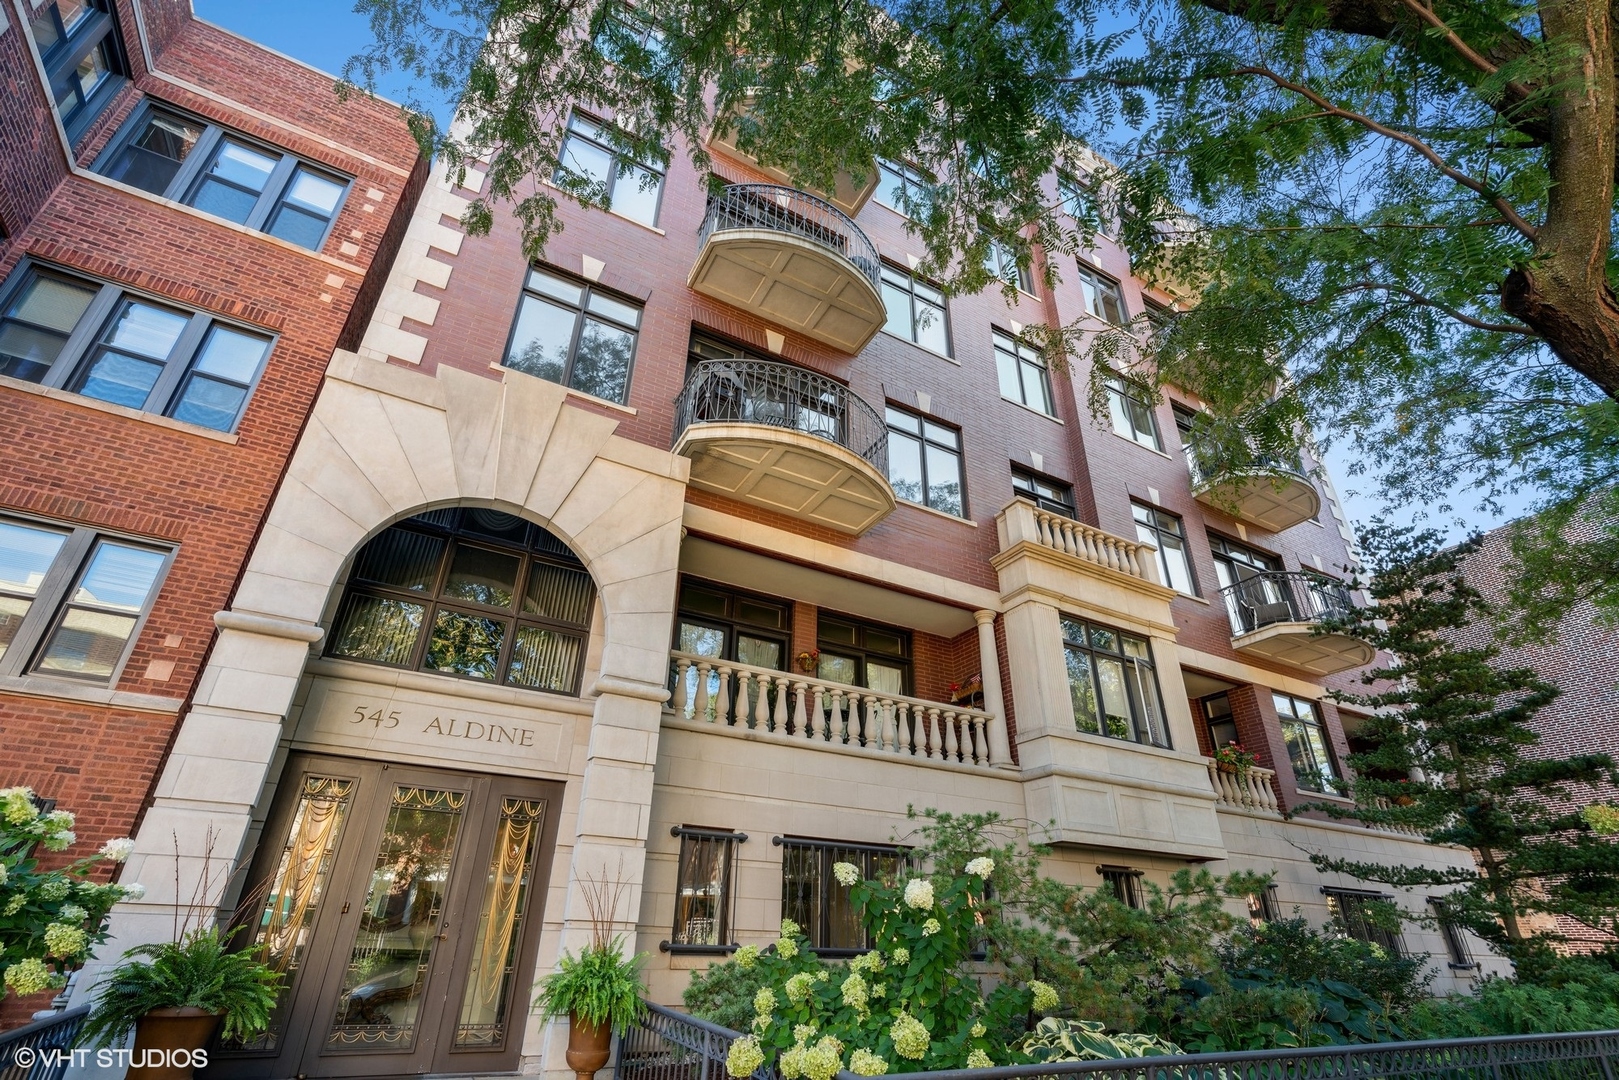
(698, 183, 881, 292)
(1218, 570, 1356, 636)
(673, 358, 888, 473)
(1186, 443, 1308, 490)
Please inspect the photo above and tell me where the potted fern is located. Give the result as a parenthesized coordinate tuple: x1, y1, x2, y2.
(81, 927, 280, 1079)
(534, 872, 645, 1080)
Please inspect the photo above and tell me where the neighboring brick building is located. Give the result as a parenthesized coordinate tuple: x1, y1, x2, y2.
(1456, 520, 1619, 951)
(0, 0, 423, 1025)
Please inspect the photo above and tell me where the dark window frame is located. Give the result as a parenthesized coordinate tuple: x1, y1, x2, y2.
(0, 511, 175, 686)
(1011, 465, 1075, 518)
(1061, 615, 1170, 748)
(326, 509, 596, 696)
(879, 263, 952, 357)
(816, 611, 912, 695)
(666, 825, 745, 953)
(0, 259, 275, 433)
(993, 328, 1053, 415)
(95, 99, 352, 251)
(1276, 692, 1343, 795)
(1201, 691, 1240, 753)
(984, 238, 1036, 295)
(1076, 262, 1129, 325)
(1104, 371, 1161, 450)
(1249, 884, 1281, 923)
(884, 404, 967, 517)
(1428, 897, 1476, 969)
(1131, 501, 1198, 596)
(778, 835, 908, 954)
(30, 0, 129, 143)
(1099, 865, 1144, 908)
(501, 264, 642, 405)
(873, 159, 931, 217)
(555, 111, 667, 227)
(1323, 887, 1404, 956)
(673, 576, 792, 669)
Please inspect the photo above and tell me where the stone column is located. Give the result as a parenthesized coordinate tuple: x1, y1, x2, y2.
(973, 609, 1014, 768)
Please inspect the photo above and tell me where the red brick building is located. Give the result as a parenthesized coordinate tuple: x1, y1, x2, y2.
(0, 0, 423, 1023)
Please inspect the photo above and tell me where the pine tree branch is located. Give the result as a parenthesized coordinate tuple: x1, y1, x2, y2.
(1229, 65, 1542, 241)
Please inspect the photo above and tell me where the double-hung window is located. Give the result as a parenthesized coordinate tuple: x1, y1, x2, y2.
(670, 826, 743, 950)
(993, 330, 1052, 414)
(504, 266, 640, 404)
(0, 515, 172, 685)
(1275, 692, 1342, 794)
(885, 406, 965, 516)
(1077, 264, 1129, 325)
(1429, 898, 1475, 968)
(1323, 888, 1404, 956)
(28, 0, 128, 141)
(880, 265, 950, 355)
(97, 103, 349, 250)
(1061, 616, 1168, 747)
(1132, 502, 1196, 595)
(817, 613, 910, 695)
(780, 838, 906, 953)
(0, 263, 273, 433)
(1011, 467, 1075, 518)
(327, 509, 596, 695)
(984, 239, 1035, 294)
(555, 113, 665, 227)
(874, 159, 930, 216)
(1105, 372, 1162, 450)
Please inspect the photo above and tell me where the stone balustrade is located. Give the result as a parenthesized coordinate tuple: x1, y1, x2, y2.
(1362, 795, 1425, 835)
(667, 651, 1008, 769)
(1207, 760, 1282, 814)
(996, 497, 1161, 585)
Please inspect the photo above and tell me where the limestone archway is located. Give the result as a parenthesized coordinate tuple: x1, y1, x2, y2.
(93, 353, 690, 1074)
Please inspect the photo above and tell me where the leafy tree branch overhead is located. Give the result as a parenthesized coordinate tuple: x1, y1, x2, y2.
(347, 0, 1619, 615)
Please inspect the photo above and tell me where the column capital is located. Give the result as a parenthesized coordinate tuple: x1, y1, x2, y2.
(973, 608, 998, 626)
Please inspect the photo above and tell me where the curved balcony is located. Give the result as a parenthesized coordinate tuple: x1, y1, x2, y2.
(1189, 449, 1321, 532)
(673, 358, 895, 534)
(689, 184, 886, 353)
(1218, 571, 1374, 675)
(707, 123, 879, 217)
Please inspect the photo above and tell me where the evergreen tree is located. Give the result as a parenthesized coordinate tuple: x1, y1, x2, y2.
(1305, 522, 1619, 967)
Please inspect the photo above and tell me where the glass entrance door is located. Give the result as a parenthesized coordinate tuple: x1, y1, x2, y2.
(214, 755, 561, 1079)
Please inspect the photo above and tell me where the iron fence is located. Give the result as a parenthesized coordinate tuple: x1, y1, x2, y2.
(1187, 445, 1308, 492)
(698, 183, 881, 292)
(1218, 570, 1356, 636)
(0, 1006, 90, 1080)
(673, 358, 888, 473)
(619, 1002, 776, 1080)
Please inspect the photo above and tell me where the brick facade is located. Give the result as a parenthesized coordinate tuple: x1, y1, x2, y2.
(0, 0, 422, 1026)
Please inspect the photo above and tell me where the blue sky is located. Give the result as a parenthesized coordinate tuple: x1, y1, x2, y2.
(196, 1, 1537, 540)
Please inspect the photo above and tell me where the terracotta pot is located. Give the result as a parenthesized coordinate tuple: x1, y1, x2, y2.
(128, 1007, 222, 1080)
(565, 1012, 613, 1080)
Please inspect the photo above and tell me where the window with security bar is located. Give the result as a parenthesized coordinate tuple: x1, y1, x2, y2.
(671, 827, 743, 949)
(1099, 865, 1143, 909)
(780, 838, 907, 953)
(1324, 888, 1404, 956)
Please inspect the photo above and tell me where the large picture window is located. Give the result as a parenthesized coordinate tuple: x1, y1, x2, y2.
(97, 103, 349, 251)
(880, 265, 951, 356)
(0, 262, 273, 433)
(1061, 616, 1168, 747)
(873, 160, 930, 216)
(984, 239, 1035, 294)
(780, 838, 906, 953)
(504, 266, 640, 404)
(1077, 264, 1128, 325)
(327, 509, 596, 695)
(886, 406, 965, 516)
(1132, 502, 1196, 595)
(28, 0, 128, 140)
(0, 515, 171, 685)
(817, 613, 910, 695)
(1274, 692, 1342, 794)
(671, 578, 791, 718)
(555, 113, 665, 227)
(993, 330, 1052, 414)
(670, 827, 743, 950)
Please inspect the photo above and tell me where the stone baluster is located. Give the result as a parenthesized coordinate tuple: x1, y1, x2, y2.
(754, 671, 772, 729)
(714, 663, 733, 726)
(924, 707, 941, 759)
(879, 700, 897, 753)
(671, 658, 691, 718)
(792, 681, 809, 738)
(810, 684, 827, 740)
(894, 702, 911, 754)
(693, 662, 712, 720)
(771, 674, 790, 732)
(829, 688, 847, 743)
(859, 695, 877, 748)
(970, 715, 988, 765)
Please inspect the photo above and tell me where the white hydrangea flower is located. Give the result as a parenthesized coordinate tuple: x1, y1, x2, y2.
(99, 838, 136, 862)
(849, 1049, 888, 1076)
(1029, 980, 1059, 1013)
(726, 1035, 764, 1078)
(965, 857, 995, 879)
(967, 1049, 993, 1069)
(922, 918, 941, 936)
(119, 882, 147, 902)
(832, 861, 860, 887)
(902, 878, 934, 910)
(889, 1013, 929, 1060)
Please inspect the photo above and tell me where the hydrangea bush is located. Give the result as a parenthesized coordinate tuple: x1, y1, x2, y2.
(0, 787, 142, 998)
(724, 858, 1056, 1077)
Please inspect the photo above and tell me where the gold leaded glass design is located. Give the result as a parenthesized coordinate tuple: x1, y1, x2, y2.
(454, 797, 546, 1049)
(239, 775, 355, 1052)
(327, 786, 467, 1051)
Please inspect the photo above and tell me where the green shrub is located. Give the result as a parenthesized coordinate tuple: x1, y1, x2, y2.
(81, 928, 281, 1046)
(1410, 973, 1619, 1037)
(533, 936, 646, 1032)
(685, 954, 804, 1033)
(1219, 918, 1432, 1014)
(1020, 1018, 1183, 1061)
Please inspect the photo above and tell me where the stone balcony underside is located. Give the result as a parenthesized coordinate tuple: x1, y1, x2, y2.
(1193, 468, 1321, 533)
